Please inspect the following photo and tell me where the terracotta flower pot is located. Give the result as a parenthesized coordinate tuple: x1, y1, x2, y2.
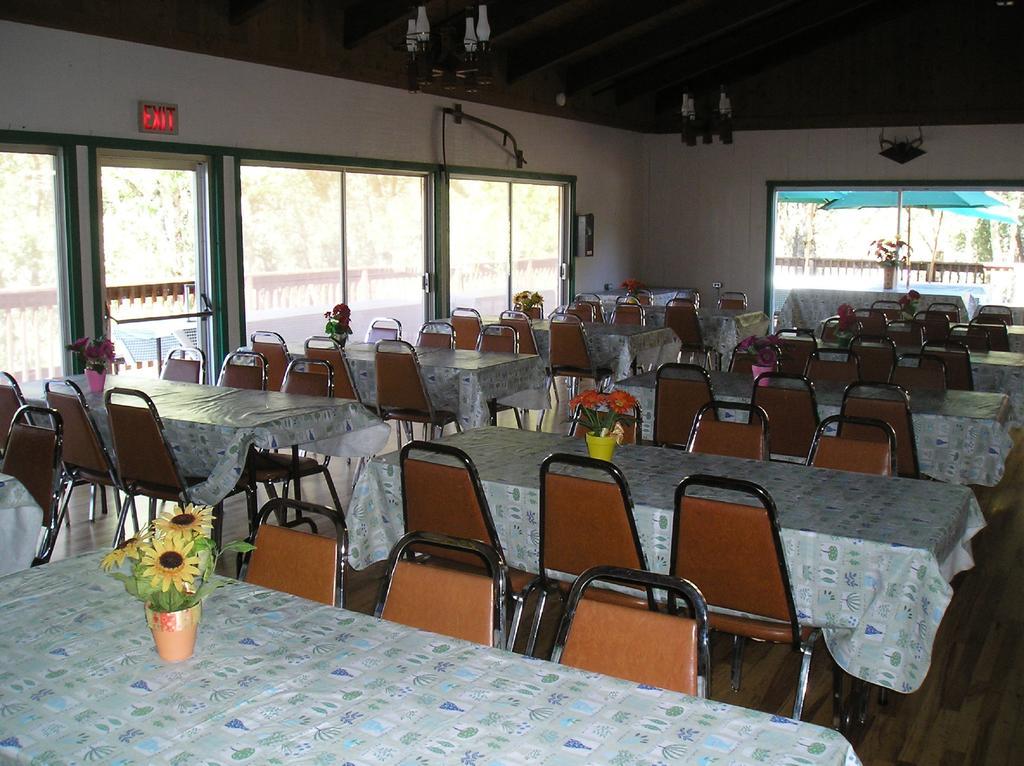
(84, 368, 106, 394)
(585, 432, 617, 461)
(145, 603, 201, 662)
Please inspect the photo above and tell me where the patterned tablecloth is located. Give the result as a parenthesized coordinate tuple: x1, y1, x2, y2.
(348, 428, 984, 693)
(0, 473, 42, 577)
(778, 288, 976, 329)
(529, 322, 680, 381)
(616, 371, 1013, 486)
(1004, 325, 1024, 354)
(23, 375, 390, 506)
(593, 287, 681, 307)
(0, 554, 862, 766)
(344, 344, 549, 428)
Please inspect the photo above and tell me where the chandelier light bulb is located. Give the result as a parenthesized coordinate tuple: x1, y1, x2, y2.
(464, 17, 478, 51)
(476, 5, 491, 43)
(415, 5, 430, 41)
(406, 18, 418, 52)
(718, 86, 731, 116)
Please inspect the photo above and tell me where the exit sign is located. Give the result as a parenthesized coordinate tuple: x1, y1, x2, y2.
(138, 101, 178, 134)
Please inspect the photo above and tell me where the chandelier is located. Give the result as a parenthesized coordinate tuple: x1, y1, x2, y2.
(681, 86, 733, 146)
(405, 4, 493, 93)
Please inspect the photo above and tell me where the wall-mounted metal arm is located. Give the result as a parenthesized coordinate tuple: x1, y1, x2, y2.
(441, 103, 527, 183)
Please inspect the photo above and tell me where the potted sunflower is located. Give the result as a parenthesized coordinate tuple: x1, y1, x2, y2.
(101, 504, 253, 662)
(513, 290, 544, 319)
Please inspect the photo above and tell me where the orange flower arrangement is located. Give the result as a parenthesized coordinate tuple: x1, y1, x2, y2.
(621, 279, 645, 293)
(569, 389, 639, 437)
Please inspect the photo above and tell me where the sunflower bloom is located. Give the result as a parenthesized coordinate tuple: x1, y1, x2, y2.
(141, 536, 200, 593)
(154, 504, 214, 540)
(99, 532, 150, 571)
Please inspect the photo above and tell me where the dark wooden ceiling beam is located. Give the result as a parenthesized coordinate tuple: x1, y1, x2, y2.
(564, 0, 803, 95)
(505, 0, 680, 81)
(491, 0, 575, 41)
(611, 0, 886, 104)
(343, 0, 415, 49)
(228, 0, 278, 25)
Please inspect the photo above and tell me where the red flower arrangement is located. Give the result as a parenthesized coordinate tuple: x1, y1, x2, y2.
(836, 303, 858, 332)
(67, 336, 116, 372)
(898, 290, 921, 319)
(621, 279, 645, 293)
(324, 303, 353, 338)
(870, 239, 911, 267)
(569, 389, 638, 438)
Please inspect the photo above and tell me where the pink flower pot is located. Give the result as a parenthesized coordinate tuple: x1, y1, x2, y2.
(751, 363, 774, 386)
(84, 369, 106, 394)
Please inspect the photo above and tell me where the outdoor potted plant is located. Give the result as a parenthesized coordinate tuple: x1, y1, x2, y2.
(898, 289, 921, 320)
(513, 290, 544, 319)
(568, 388, 639, 461)
(735, 333, 782, 382)
(100, 504, 253, 662)
(324, 303, 353, 347)
(67, 336, 116, 393)
(621, 278, 645, 294)
(870, 238, 911, 290)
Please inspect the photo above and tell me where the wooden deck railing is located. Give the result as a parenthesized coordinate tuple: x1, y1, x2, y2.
(774, 256, 1009, 284)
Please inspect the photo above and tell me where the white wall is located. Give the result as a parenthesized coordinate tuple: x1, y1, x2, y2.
(642, 124, 1024, 311)
(0, 20, 646, 342)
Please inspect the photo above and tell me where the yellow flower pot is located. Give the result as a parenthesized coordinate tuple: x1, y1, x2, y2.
(145, 603, 201, 662)
(585, 432, 617, 461)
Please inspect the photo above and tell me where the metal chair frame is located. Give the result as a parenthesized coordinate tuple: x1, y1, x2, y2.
(374, 339, 462, 446)
(807, 414, 898, 476)
(551, 565, 712, 699)
(217, 350, 269, 390)
(612, 302, 646, 326)
(0, 370, 27, 458)
(750, 372, 820, 459)
(975, 305, 1013, 325)
(282, 357, 335, 397)
(841, 381, 921, 479)
(303, 336, 361, 401)
(365, 317, 403, 343)
(375, 531, 509, 649)
(653, 362, 713, 448)
(548, 312, 612, 398)
(928, 302, 961, 323)
(416, 321, 457, 349)
(921, 340, 974, 390)
(250, 330, 289, 391)
(686, 400, 770, 459)
(718, 291, 748, 309)
(161, 347, 206, 383)
(239, 497, 349, 607)
(477, 323, 519, 353)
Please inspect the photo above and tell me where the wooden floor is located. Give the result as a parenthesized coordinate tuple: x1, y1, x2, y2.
(47, 393, 1024, 765)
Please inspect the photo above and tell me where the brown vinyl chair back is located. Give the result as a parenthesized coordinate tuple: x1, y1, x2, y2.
(948, 323, 991, 352)
(967, 320, 1009, 352)
(664, 301, 703, 346)
(0, 371, 26, 449)
(565, 304, 594, 323)
(922, 341, 973, 390)
(552, 566, 711, 698)
(243, 498, 348, 607)
(375, 340, 433, 415)
(777, 330, 817, 375)
(805, 349, 860, 384)
(104, 388, 190, 498)
(687, 401, 769, 461)
(718, 291, 747, 310)
(850, 335, 896, 383)
(569, 403, 642, 445)
(884, 319, 925, 347)
(573, 294, 605, 323)
(890, 353, 947, 392)
(416, 321, 456, 350)
(929, 302, 961, 323)
(808, 414, 897, 476)
(45, 379, 115, 477)
(477, 324, 519, 353)
(653, 363, 713, 448)
(635, 288, 655, 306)
(365, 317, 403, 343)
(513, 300, 544, 320)
(499, 310, 539, 355)
(218, 350, 268, 390)
(400, 441, 502, 567)
(728, 344, 755, 374)
(250, 331, 289, 391)
(672, 475, 799, 645)
(820, 316, 863, 342)
(751, 373, 819, 458)
(1, 406, 63, 527)
(853, 309, 887, 336)
(914, 310, 951, 343)
(841, 382, 920, 478)
(549, 313, 594, 372)
(976, 305, 1013, 325)
(870, 300, 902, 321)
(161, 348, 205, 384)
(539, 454, 647, 580)
(304, 337, 359, 400)
(282, 358, 334, 397)
(612, 303, 645, 326)
(451, 308, 483, 350)
(376, 531, 507, 648)
(673, 288, 700, 308)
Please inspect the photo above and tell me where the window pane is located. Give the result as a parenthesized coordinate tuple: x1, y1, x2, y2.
(449, 179, 510, 315)
(241, 166, 342, 348)
(0, 151, 63, 381)
(512, 183, 561, 314)
(344, 172, 425, 341)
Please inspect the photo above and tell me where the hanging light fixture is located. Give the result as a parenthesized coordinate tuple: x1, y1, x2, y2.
(404, 4, 494, 94)
(680, 85, 734, 146)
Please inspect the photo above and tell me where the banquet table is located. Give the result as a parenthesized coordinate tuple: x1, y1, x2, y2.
(528, 321, 680, 381)
(592, 286, 681, 307)
(23, 374, 390, 506)
(778, 287, 976, 329)
(616, 370, 1013, 485)
(0, 473, 42, 577)
(0, 554, 862, 766)
(1002, 324, 1024, 354)
(348, 428, 984, 693)
(343, 344, 548, 428)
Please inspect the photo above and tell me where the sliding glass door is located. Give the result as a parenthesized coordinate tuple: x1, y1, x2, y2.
(449, 177, 567, 315)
